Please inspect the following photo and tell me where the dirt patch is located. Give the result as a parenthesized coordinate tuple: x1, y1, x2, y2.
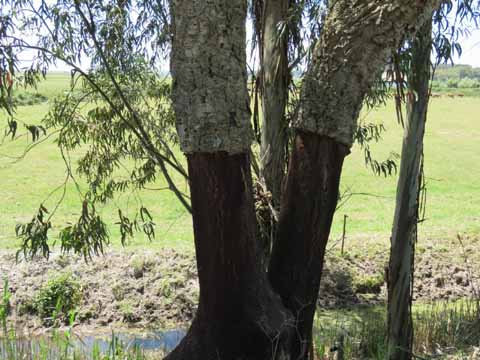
(1, 245, 478, 333)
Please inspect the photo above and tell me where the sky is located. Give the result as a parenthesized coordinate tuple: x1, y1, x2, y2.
(14, 5, 480, 72)
(48, 24, 480, 72)
(452, 28, 480, 67)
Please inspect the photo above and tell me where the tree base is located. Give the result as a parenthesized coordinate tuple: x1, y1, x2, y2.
(166, 302, 293, 360)
(166, 152, 294, 360)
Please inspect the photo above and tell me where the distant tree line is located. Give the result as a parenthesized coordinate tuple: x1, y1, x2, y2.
(432, 64, 480, 88)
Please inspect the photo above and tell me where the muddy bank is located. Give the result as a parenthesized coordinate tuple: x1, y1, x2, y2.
(1, 249, 198, 333)
(1, 246, 478, 333)
(319, 246, 480, 308)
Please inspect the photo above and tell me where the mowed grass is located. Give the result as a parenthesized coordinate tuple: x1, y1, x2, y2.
(0, 73, 479, 253)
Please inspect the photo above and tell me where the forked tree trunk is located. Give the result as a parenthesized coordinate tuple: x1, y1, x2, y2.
(387, 20, 432, 360)
(269, 2, 441, 359)
(260, 0, 290, 211)
(169, 0, 293, 358)
(169, 0, 441, 358)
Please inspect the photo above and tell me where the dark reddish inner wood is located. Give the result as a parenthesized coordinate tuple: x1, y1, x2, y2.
(166, 151, 292, 360)
(269, 131, 349, 359)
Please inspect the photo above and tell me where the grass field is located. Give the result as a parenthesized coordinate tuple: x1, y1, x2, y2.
(0, 73, 479, 253)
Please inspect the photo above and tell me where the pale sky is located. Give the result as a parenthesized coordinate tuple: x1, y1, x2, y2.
(452, 28, 480, 67)
(15, 6, 480, 72)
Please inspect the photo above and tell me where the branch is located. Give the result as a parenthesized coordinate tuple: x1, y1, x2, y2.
(7, 37, 191, 212)
(73, 3, 191, 212)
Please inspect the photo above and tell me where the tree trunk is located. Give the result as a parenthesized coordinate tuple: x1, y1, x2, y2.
(169, 1, 293, 358)
(260, 0, 290, 211)
(166, 153, 293, 360)
(269, 2, 441, 358)
(169, 0, 441, 358)
(387, 20, 432, 360)
(170, 0, 253, 155)
(269, 131, 348, 359)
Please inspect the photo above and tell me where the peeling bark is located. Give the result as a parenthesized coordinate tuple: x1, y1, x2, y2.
(387, 20, 433, 360)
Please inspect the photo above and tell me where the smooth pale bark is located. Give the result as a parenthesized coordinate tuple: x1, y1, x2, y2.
(387, 21, 432, 360)
(269, 1, 441, 358)
(169, 1, 293, 358)
(260, 0, 290, 210)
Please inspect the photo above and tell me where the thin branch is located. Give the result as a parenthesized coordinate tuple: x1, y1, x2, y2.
(7, 37, 191, 212)
(73, 5, 192, 212)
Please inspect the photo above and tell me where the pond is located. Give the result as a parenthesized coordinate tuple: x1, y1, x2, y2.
(0, 329, 186, 359)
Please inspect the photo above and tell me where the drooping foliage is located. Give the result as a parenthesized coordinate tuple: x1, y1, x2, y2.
(0, 0, 190, 260)
(1, 0, 479, 263)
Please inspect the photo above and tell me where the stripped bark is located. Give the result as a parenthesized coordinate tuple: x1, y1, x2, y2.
(169, 0, 441, 358)
(387, 20, 433, 360)
(166, 153, 293, 360)
(269, 132, 348, 358)
(269, 1, 441, 358)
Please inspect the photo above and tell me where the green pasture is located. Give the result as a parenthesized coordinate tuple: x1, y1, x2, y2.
(0, 73, 479, 254)
(337, 93, 480, 256)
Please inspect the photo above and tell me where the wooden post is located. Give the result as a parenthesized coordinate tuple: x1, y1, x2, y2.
(341, 215, 348, 256)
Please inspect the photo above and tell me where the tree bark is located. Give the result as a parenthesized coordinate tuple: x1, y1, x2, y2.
(169, 0, 441, 358)
(294, 1, 441, 148)
(269, 131, 349, 359)
(260, 0, 290, 211)
(170, 0, 253, 155)
(169, 1, 294, 358)
(387, 20, 432, 360)
(166, 153, 293, 360)
(269, 1, 441, 358)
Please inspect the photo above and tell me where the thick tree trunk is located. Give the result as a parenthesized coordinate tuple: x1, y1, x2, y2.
(269, 131, 348, 359)
(260, 0, 290, 211)
(269, 2, 441, 358)
(166, 152, 293, 360)
(169, 1, 294, 358)
(387, 20, 432, 360)
(170, 0, 253, 155)
(170, 0, 441, 358)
